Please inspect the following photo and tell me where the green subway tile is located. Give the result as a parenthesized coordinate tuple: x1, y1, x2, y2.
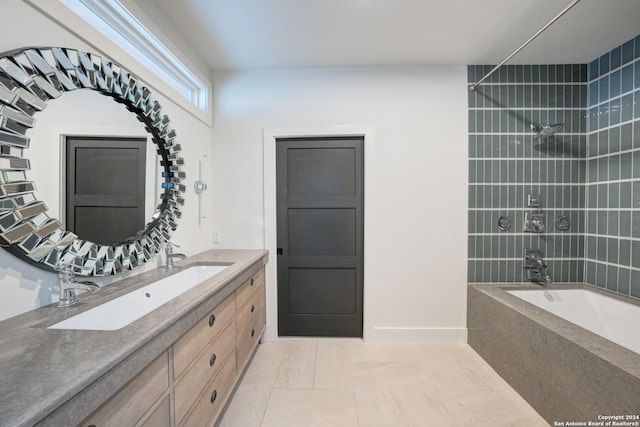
(620, 181, 632, 208)
(633, 211, 640, 237)
(489, 160, 498, 183)
(621, 94, 633, 123)
(492, 186, 501, 208)
(597, 237, 608, 261)
(598, 157, 608, 181)
(600, 74, 610, 99)
(620, 152, 633, 179)
(621, 40, 634, 65)
(618, 268, 630, 295)
(608, 212, 619, 235)
(482, 260, 492, 282)
(620, 211, 632, 237)
(587, 185, 597, 208)
(606, 265, 618, 292)
(587, 235, 597, 259)
(632, 240, 640, 268)
(610, 69, 621, 98)
(620, 239, 631, 266)
(609, 182, 620, 207)
(586, 261, 596, 284)
(598, 183, 608, 207)
(468, 236, 476, 258)
(598, 211, 608, 234)
(607, 238, 619, 263)
(634, 181, 640, 207)
(468, 210, 477, 233)
(631, 271, 640, 298)
(596, 262, 607, 287)
(587, 210, 597, 234)
(610, 127, 621, 154)
(621, 122, 632, 150)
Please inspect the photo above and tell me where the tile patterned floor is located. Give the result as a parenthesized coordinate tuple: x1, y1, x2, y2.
(218, 339, 549, 427)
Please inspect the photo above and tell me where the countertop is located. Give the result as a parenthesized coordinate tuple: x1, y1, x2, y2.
(0, 249, 268, 427)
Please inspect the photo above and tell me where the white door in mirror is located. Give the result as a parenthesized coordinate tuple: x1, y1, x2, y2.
(48, 265, 229, 331)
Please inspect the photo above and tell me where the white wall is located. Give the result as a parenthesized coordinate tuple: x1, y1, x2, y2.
(0, 0, 215, 321)
(211, 67, 469, 342)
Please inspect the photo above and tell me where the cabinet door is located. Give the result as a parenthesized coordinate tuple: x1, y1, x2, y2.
(80, 352, 169, 427)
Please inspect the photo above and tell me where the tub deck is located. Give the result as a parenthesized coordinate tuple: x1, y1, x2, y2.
(468, 283, 640, 424)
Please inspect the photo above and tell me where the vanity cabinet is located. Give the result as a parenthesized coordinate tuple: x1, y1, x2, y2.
(80, 264, 266, 427)
(79, 351, 170, 427)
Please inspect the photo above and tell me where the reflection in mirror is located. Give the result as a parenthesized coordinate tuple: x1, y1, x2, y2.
(0, 47, 185, 276)
(26, 89, 160, 245)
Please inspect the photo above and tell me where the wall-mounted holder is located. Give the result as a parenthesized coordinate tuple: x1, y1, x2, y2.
(497, 216, 512, 231)
(524, 212, 545, 233)
(555, 215, 570, 231)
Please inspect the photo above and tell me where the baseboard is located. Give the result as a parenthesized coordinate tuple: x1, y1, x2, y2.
(365, 326, 468, 343)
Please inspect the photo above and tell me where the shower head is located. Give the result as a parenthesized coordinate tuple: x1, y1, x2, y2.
(531, 123, 564, 139)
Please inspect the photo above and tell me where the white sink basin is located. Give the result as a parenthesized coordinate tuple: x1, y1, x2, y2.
(48, 265, 229, 331)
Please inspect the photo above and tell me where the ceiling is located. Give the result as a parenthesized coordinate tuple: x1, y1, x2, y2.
(133, 0, 640, 71)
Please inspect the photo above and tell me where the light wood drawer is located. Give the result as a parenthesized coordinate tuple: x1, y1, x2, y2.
(173, 294, 235, 378)
(236, 301, 265, 367)
(174, 321, 235, 424)
(80, 351, 169, 427)
(235, 267, 264, 311)
(235, 279, 265, 335)
(139, 396, 170, 427)
(178, 351, 237, 427)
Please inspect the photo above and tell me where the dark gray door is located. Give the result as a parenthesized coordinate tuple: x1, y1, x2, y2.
(65, 136, 146, 245)
(276, 136, 364, 337)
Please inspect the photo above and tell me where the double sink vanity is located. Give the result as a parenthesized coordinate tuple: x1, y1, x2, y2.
(0, 249, 268, 427)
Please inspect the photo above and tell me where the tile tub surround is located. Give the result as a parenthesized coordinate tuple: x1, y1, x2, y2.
(468, 283, 640, 424)
(467, 64, 588, 284)
(468, 34, 640, 300)
(0, 249, 268, 427)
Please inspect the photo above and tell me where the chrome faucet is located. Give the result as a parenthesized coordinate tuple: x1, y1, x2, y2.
(523, 249, 553, 286)
(164, 241, 186, 270)
(57, 264, 100, 307)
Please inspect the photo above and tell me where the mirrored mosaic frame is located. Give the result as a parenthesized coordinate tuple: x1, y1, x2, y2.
(0, 47, 185, 276)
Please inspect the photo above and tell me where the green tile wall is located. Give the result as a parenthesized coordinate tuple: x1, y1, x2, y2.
(468, 34, 640, 300)
(585, 35, 640, 298)
(467, 64, 587, 283)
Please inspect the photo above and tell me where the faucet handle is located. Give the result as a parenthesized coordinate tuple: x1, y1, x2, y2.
(164, 241, 180, 255)
(58, 263, 74, 283)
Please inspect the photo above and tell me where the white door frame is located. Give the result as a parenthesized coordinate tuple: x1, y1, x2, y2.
(263, 125, 375, 342)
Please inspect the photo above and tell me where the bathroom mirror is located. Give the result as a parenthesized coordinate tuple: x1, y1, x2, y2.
(0, 47, 185, 276)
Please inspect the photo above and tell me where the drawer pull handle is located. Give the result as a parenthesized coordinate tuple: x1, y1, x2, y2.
(210, 353, 217, 366)
(250, 278, 254, 286)
(251, 304, 255, 313)
(251, 329, 255, 337)
(208, 314, 216, 327)
(211, 389, 218, 403)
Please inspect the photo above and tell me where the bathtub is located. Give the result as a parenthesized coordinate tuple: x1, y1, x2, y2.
(468, 284, 640, 424)
(507, 289, 640, 354)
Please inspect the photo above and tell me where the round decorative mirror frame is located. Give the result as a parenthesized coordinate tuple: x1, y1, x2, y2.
(0, 47, 184, 276)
